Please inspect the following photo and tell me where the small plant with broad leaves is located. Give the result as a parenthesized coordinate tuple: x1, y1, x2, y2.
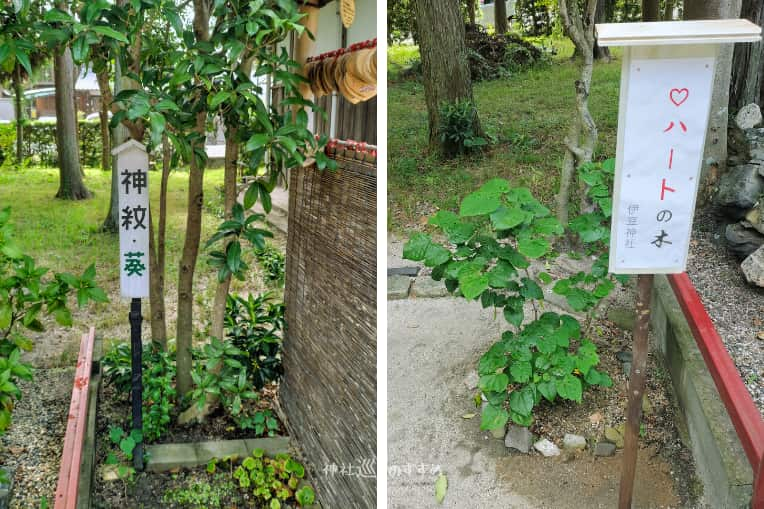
(102, 341, 176, 442)
(232, 448, 315, 508)
(438, 99, 487, 157)
(238, 408, 280, 437)
(105, 425, 143, 481)
(403, 160, 621, 429)
(141, 344, 176, 441)
(0, 206, 107, 436)
(188, 337, 260, 422)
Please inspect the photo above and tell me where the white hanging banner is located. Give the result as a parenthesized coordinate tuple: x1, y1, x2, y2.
(609, 46, 716, 274)
(114, 139, 150, 298)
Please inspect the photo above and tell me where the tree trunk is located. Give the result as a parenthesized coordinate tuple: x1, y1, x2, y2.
(12, 65, 23, 165)
(729, 0, 763, 111)
(176, 0, 211, 398)
(467, 0, 476, 25)
(685, 0, 743, 202)
(96, 70, 111, 170)
(663, 0, 674, 20)
(496, 0, 508, 34)
(148, 135, 171, 348)
(557, 0, 598, 228)
(642, 0, 660, 20)
(594, 0, 612, 62)
(101, 59, 128, 232)
(209, 129, 239, 341)
(54, 46, 91, 200)
(413, 0, 479, 153)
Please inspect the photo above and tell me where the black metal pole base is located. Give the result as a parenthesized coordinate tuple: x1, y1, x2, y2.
(129, 298, 144, 471)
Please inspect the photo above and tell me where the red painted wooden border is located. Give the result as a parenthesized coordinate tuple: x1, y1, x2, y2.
(54, 326, 95, 509)
(666, 273, 764, 508)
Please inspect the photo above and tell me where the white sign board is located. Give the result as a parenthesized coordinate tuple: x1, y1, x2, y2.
(114, 140, 150, 298)
(609, 47, 715, 273)
(597, 20, 762, 274)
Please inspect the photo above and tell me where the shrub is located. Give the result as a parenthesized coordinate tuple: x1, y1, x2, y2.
(0, 120, 104, 168)
(224, 292, 284, 389)
(438, 99, 487, 157)
(403, 159, 622, 429)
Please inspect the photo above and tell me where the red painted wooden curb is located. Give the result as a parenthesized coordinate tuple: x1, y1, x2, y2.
(666, 273, 764, 508)
(54, 327, 95, 509)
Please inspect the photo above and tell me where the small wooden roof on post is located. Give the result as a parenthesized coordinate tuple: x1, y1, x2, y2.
(596, 19, 761, 47)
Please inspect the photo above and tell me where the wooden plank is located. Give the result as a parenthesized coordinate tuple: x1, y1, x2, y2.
(597, 19, 761, 47)
(55, 327, 95, 509)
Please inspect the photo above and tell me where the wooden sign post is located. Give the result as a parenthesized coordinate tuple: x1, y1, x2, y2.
(595, 19, 760, 508)
(114, 139, 150, 470)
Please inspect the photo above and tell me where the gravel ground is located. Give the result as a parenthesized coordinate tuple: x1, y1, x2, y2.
(0, 368, 74, 509)
(686, 211, 764, 416)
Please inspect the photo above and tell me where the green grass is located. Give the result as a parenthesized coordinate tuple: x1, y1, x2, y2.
(387, 39, 623, 232)
(0, 166, 280, 363)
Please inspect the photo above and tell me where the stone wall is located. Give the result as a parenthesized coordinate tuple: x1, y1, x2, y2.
(650, 275, 753, 508)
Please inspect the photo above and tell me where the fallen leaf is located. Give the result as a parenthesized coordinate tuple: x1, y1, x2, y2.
(435, 473, 448, 504)
(757, 331, 764, 341)
(589, 412, 603, 425)
(462, 413, 476, 419)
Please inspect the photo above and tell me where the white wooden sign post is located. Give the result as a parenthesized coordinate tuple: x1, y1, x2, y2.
(596, 19, 760, 508)
(113, 138, 149, 469)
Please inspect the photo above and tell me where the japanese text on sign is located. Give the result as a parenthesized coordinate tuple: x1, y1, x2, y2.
(116, 141, 150, 297)
(610, 55, 715, 273)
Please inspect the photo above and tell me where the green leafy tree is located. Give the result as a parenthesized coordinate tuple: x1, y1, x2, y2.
(24, 0, 329, 398)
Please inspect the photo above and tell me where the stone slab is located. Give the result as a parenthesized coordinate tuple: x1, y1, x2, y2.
(410, 277, 449, 298)
(387, 275, 412, 300)
(147, 437, 291, 473)
(387, 267, 420, 277)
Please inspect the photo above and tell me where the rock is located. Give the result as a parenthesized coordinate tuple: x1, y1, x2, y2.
(607, 307, 636, 330)
(533, 438, 561, 457)
(735, 103, 763, 130)
(741, 245, 764, 287)
(556, 254, 594, 275)
(562, 433, 587, 450)
(490, 424, 506, 439)
(745, 202, 764, 235)
(464, 371, 479, 391)
(410, 277, 449, 298)
(178, 399, 215, 425)
(0, 467, 14, 509)
(504, 425, 533, 453)
(387, 275, 412, 300)
(725, 222, 764, 259)
(615, 350, 633, 363)
(727, 122, 750, 164)
(100, 464, 121, 482)
(387, 266, 420, 277)
(594, 440, 617, 457)
(716, 164, 764, 215)
(604, 424, 625, 449)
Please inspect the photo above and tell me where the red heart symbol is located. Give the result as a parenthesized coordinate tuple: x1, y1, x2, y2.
(669, 88, 689, 106)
